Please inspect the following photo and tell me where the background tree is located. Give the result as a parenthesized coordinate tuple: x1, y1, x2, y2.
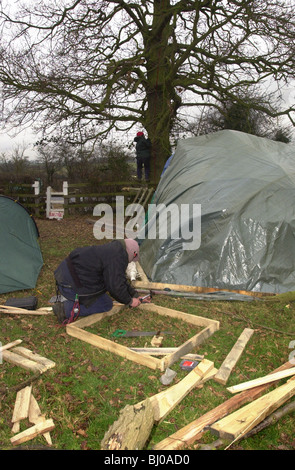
(9, 143, 30, 179)
(0, 0, 295, 182)
(192, 90, 294, 142)
(35, 140, 62, 186)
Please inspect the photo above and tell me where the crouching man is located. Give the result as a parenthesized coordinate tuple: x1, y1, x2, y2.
(52, 238, 149, 324)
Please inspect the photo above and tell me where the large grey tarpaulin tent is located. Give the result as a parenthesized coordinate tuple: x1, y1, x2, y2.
(0, 195, 43, 294)
(138, 130, 295, 294)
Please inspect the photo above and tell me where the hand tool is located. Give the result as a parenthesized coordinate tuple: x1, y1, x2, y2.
(139, 294, 151, 302)
(111, 329, 174, 338)
(179, 359, 200, 370)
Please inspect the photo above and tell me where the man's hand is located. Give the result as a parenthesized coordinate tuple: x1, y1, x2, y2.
(129, 295, 151, 307)
(129, 297, 142, 308)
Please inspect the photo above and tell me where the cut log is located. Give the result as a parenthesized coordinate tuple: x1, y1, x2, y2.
(101, 398, 154, 450)
(210, 377, 295, 441)
(214, 328, 254, 385)
(10, 419, 55, 446)
(153, 360, 294, 450)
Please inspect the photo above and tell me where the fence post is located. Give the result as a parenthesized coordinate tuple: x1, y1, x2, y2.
(63, 181, 68, 217)
(32, 180, 40, 216)
(46, 186, 52, 218)
(32, 181, 40, 195)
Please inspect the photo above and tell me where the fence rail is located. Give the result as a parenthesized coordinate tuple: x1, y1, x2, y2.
(1, 180, 154, 218)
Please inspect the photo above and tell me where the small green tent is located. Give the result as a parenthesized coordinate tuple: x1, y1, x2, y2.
(0, 195, 43, 294)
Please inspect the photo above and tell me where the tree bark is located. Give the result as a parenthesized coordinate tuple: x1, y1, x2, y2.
(100, 399, 154, 450)
(143, 0, 181, 181)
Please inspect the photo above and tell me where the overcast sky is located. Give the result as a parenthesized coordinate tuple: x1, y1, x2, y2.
(0, 126, 38, 159)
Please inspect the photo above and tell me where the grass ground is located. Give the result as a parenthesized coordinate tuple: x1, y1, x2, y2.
(0, 216, 294, 451)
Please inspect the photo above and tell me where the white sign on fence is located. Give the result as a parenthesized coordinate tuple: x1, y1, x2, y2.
(46, 182, 68, 219)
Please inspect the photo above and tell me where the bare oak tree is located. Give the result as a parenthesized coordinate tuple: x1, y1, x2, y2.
(0, 0, 295, 181)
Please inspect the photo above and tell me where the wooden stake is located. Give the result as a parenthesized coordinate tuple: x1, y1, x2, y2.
(227, 367, 295, 394)
(145, 359, 215, 422)
(0, 339, 22, 353)
(10, 419, 55, 446)
(11, 386, 32, 433)
(29, 395, 52, 446)
(214, 328, 254, 385)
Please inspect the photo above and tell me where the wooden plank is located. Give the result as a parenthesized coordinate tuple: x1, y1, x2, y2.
(130, 347, 204, 360)
(162, 325, 216, 370)
(0, 305, 53, 315)
(141, 359, 215, 422)
(2, 350, 48, 373)
(133, 280, 273, 298)
(227, 366, 295, 394)
(10, 419, 55, 446)
(12, 386, 32, 423)
(11, 347, 55, 371)
(153, 360, 294, 450)
(0, 304, 35, 313)
(214, 328, 254, 385)
(139, 303, 220, 329)
(210, 377, 295, 440)
(0, 339, 22, 353)
(72, 305, 122, 328)
(66, 324, 163, 370)
(150, 360, 215, 422)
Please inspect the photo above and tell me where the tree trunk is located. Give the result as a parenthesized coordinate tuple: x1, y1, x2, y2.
(143, 0, 180, 183)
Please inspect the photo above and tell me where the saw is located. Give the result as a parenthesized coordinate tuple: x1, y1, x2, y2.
(111, 329, 174, 338)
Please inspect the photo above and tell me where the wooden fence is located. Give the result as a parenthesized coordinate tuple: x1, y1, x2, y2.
(1, 180, 155, 218)
(1, 181, 44, 216)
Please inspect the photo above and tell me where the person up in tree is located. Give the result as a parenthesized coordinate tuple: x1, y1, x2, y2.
(134, 131, 152, 182)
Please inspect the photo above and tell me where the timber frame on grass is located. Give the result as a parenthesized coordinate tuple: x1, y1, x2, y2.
(66, 303, 219, 372)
